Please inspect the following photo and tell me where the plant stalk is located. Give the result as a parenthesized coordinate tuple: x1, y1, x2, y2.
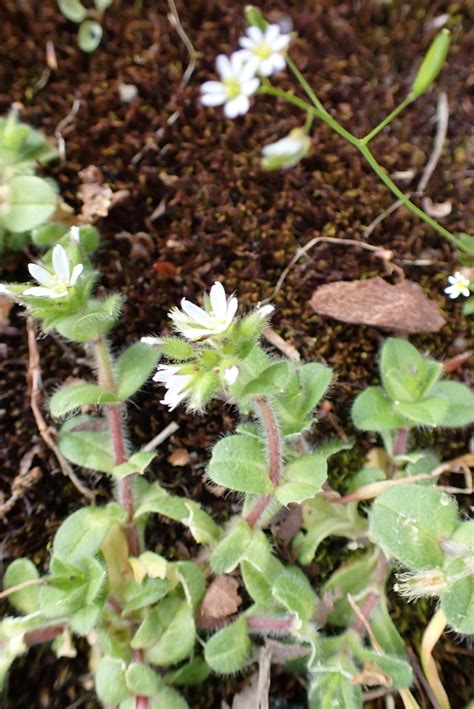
(93, 336, 139, 556)
(260, 75, 460, 246)
(245, 397, 282, 528)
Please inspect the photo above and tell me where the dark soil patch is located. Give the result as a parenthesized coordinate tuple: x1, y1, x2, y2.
(1, 0, 473, 707)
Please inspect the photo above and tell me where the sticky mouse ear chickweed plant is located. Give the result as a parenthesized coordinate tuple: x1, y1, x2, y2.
(201, 6, 474, 263)
(1, 247, 473, 707)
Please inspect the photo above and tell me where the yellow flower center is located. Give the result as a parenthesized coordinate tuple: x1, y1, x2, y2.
(254, 42, 272, 59)
(51, 275, 69, 295)
(223, 78, 241, 100)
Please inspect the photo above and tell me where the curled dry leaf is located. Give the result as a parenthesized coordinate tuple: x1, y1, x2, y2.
(200, 575, 242, 619)
(310, 277, 446, 333)
(421, 197, 452, 218)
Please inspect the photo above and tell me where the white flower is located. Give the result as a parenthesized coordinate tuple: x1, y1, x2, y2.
(223, 365, 239, 385)
(261, 128, 312, 170)
(70, 226, 81, 243)
(153, 364, 194, 411)
(236, 24, 291, 77)
(170, 281, 238, 341)
(255, 303, 275, 318)
(444, 272, 470, 299)
(201, 53, 260, 118)
(24, 244, 84, 299)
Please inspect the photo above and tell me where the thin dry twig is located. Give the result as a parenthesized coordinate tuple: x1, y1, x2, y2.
(55, 98, 81, 161)
(269, 237, 398, 303)
(141, 422, 179, 452)
(26, 317, 95, 502)
(0, 445, 43, 519)
(263, 326, 301, 362)
(167, 0, 196, 89)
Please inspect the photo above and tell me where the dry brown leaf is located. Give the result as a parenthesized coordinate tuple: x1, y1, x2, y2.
(77, 165, 129, 223)
(200, 575, 241, 619)
(351, 663, 392, 687)
(168, 448, 190, 467)
(310, 277, 446, 333)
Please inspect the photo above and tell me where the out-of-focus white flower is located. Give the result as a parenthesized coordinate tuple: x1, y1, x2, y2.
(70, 226, 81, 243)
(201, 53, 260, 118)
(141, 336, 163, 347)
(170, 281, 238, 341)
(255, 303, 275, 318)
(223, 365, 239, 385)
(24, 245, 83, 299)
(0, 284, 12, 296)
(261, 128, 311, 170)
(444, 272, 470, 299)
(236, 24, 291, 77)
(153, 364, 194, 411)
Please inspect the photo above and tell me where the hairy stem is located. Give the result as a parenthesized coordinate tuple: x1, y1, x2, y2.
(245, 397, 282, 528)
(255, 397, 282, 486)
(93, 336, 139, 556)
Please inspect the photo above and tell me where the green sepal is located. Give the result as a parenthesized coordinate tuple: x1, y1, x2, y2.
(158, 337, 195, 361)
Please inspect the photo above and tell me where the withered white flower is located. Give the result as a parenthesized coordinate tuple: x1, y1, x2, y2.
(261, 128, 311, 170)
(444, 271, 470, 299)
(236, 24, 291, 77)
(153, 364, 194, 411)
(170, 281, 238, 341)
(201, 53, 260, 119)
(24, 244, 83, 299)
(255, 303, 275, 318)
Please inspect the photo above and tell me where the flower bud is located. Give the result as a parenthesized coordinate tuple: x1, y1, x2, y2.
(410, 29, 451, 99)
(261, 128, 312, 171)
(244, 5, 267, 30)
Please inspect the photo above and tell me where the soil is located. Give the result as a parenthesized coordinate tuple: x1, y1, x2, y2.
(1, 0, 473, 707)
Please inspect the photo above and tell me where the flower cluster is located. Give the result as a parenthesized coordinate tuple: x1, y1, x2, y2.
(145, 282, 274, 411)
(201, 23, 291, 118)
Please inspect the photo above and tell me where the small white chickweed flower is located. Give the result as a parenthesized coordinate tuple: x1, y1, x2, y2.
(236, 24, 291, 77)
(261, 128, 312, 170)
(24, 244, 84, 299)
(223, 365, 239, 385)
(201, 53, 260, 119)
(170, 281, 238, 341)
(153, 364, 194, 411)
(444, 271, 470, 299)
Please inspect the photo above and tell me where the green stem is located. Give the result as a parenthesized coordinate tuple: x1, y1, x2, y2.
(361, 96, 413, 145)
(261, 71, 460, 246)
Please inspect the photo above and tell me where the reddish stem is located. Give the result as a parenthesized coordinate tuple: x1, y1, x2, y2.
(25, 624, 65, 646)
(198, 614, 294, 635)
(132, 650, 149, 709)
(245, 397, 282, 528)
(255, 397, 282, 486)
(93, 337, 140, 556)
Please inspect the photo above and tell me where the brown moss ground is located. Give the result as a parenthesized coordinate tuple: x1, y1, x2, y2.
(1, 0, 473, 706)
